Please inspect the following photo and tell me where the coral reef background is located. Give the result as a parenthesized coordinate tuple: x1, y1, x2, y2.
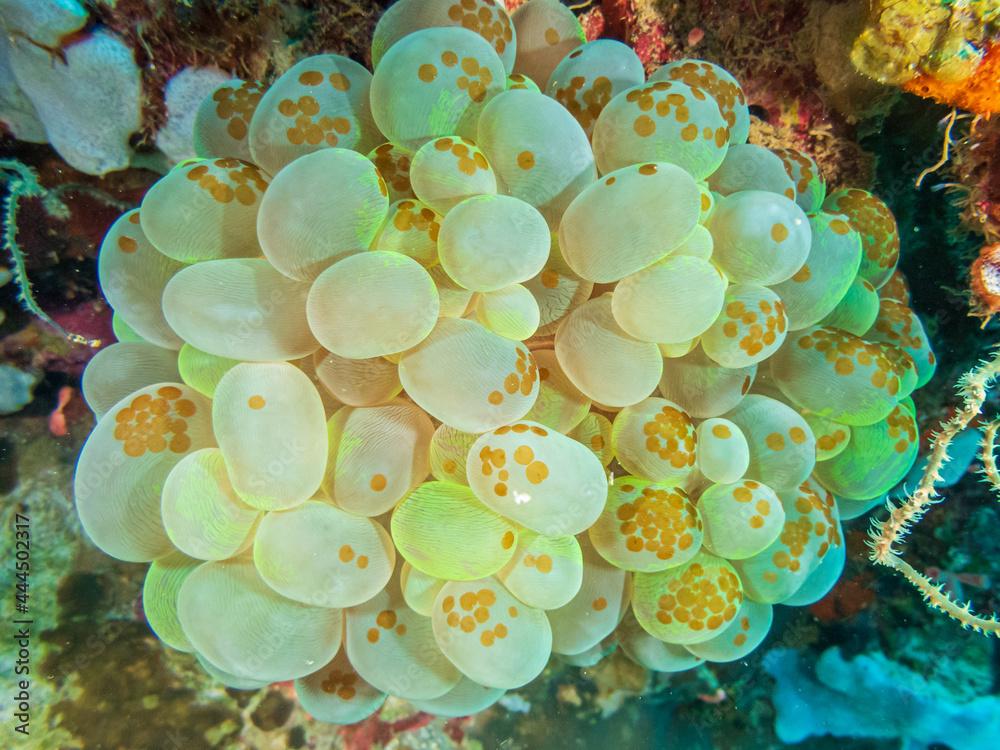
(1, 1, 998, 748)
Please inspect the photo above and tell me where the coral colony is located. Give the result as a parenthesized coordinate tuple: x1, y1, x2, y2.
(75, 0, 981, 724)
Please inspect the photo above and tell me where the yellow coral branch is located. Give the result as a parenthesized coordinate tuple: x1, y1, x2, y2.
(981, 419, 1000, 498)
(915, 108, 957, 188)
(869, 347, 1000, 636)
(882, 553, 1000, 636)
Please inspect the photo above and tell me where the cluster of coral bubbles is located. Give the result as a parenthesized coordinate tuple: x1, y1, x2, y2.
(75, 0, 937, 723)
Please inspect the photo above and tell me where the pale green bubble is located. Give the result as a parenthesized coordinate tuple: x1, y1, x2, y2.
(372, 0, 517, 74)
(213, 362, 327, 511)
(695, 418, 749, 485)
(432, 577, 552, 688)
(112, 312, 144, 343)
(312, 349, 401, 407)
(707, 190, 811, 286)
(496, 529, 583, 610)
(567, 411, 614, 466)
(427, 262, 475, 318)
(99, 209, 184, 350)
(75, 383, 214, 562)
(822, 188, 899, 289)
(698, 479, 784, 560)
(781, 540, 846, 606)
(429, 423, 479, 485)
(408, 676, 506, 718)
(258, 148, 388, 282)
(162, 258, 319, 362)
(611, 398, 698, 486)
(399, 317, 539, 432)
(324, 400, 433, 516)
(143, 551, 201, 652)
(866, 297, 936, 389)
(161, 448, 260, 561)
(193, 78, 261, 162)
(547, 535, 627, 655)
(249, 54, 380, 175)
(707, 144, 795, 198)
(368, 142, 417, 203)
(632, 551, 744, 645)
(477, 88, 595, 229)
(554, 295, 663, 408)
(371, 27, 506, 148)
(589, 476, 703, 573)
(731, 476, 842, 603)
(560, 162, 700, 283)
(813, 401, 918, 500)
(176, 344, 239, 398)
(819, 276, 880, 336)
(295, 648, 386, 725)
(510, 0, 584, 88)
(684, 599, 773, 662)
(196, 653, 269, 691)
(467, 420, 608, 536)
(670, 223, 714, 260)
(140, 160, 267, 264)
(391, 481, 517, 580)
(401, 561, 447, 616)
(177, 557, 343, 682)
(307, 251, 439, 359)
(476, 283, 541, 341)
(770, 326, 914, 426)
(772, 146, 826, 213)
(805, 412, 852, 462)
(659, 347, 756, 419)
(254, 499, 394, 608)
(392, 482, 517, 581)
(372, 198, 441, 268)
(723, 394, 815, 492)
(650, 59, 750, 144)
(82, 341, 180, 418)
(346, 585, 461, 700)
(612, 254, 726, 344)
(546, 39, 644, 137)
(616, 610, 704, 672)
(438, 194, 550, 292)
(592, 80, 728, 180)
(701, 284, 788, 368)
(771, 212, 862, 330)
(410, 135, 498, 214)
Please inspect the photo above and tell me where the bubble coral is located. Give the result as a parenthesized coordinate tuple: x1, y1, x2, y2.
(74, 0, 938, 721)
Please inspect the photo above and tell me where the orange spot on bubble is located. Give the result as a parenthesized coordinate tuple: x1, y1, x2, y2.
(634, 115, 656, 137)
(418, 64, 437, 83)
(525, 461, 548, 484)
